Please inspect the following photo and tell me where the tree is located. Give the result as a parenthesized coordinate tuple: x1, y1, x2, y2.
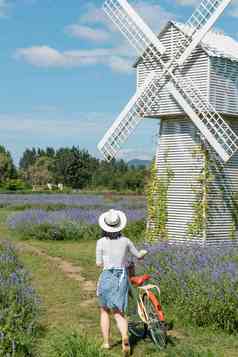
(24, 156, 54, 186)
(0, 145, 17, 184)
(19, 148, 37, 170)
(54, 147, 99, 189)
(45, 147, 55, 158)
(19, 145, 148, 192)
(124, 168, 146, 192)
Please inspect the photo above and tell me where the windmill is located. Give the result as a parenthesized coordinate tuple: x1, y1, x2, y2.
(98, 0, 238, 244)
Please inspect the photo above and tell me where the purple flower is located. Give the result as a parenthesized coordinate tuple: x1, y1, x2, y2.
(7, 207, 146, 229)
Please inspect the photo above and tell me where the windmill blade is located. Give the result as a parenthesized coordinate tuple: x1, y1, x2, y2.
(167, 73, 238, 162)
(98, 70, 165, 161)
(103, 0, 165, 60)
(99, 0, 234, 162)
(176, 0, 232, 66)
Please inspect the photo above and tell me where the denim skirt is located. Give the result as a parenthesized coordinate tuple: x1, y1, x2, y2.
(97, 268, 129, 313)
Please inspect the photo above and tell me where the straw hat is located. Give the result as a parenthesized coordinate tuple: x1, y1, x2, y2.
(99, 209, 127, 233)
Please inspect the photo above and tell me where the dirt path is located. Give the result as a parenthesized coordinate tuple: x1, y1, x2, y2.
(14, 241, 183, 341)
(15, 242, 96, 295)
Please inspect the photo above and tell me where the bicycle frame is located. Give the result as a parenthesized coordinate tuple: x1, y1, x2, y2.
(129, 281, 165, 325)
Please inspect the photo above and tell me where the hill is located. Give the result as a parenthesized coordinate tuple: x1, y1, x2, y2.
(128, 159, 151, 167)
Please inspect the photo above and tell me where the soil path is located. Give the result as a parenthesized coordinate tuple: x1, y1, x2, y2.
(15, 241, 97, 295)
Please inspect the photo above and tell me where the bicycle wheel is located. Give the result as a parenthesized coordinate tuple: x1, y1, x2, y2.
(127, 290, 147, 339)
(143, 293, 167, 349)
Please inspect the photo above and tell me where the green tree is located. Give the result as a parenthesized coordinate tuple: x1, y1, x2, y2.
(19, 148, 37, 170)
(19, 145, 148, 192)
(54, 147, 99, 189)
(0, 145, 17, 184)
(24, 156, 54, 186)
(45, 147, 55, 158)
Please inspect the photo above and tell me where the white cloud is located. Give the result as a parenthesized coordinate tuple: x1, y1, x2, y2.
(15, 46, 132, 73)
(0, 113, 105, 135)
(15, 46, 65, 67)
(174, 0, 197, 6)
(66, 24, 111, 43)
(0, 109, 158, 163)
(77, 1, 176, 41)
(229, 0, 238, 18)
(0, 0, 10, 17)
(16, 1, 176, 74)
(133, 0, 176, 32)
(79, 3, 107, 25)
(0, 110, 114, 161)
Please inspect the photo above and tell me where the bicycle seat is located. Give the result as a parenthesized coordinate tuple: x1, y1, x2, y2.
(130, 274, 151, 286)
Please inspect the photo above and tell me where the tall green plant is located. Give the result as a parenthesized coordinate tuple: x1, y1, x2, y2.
(146, 157, 174, 241)
(187, 146, 214, 239)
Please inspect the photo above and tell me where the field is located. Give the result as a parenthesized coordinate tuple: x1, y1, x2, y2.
(0, 193, 238, 356)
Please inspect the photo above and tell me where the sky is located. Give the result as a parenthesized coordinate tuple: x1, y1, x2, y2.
(0, 0, 238, 164)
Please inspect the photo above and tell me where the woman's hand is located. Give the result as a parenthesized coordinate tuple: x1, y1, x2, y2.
(138, 249, 148, 259)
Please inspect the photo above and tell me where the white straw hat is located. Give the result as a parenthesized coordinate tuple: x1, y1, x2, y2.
(99, 209, 127, 233)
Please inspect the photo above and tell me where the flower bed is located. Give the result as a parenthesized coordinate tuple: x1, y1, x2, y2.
(7, 207, 146, 228)
(138, 242, 238, 332)
(7, 208, 146, 242)
(0, 193, 146, 210)
(0, 242, 40, 356)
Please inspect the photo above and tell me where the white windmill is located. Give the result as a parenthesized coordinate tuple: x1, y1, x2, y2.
(98, 0, 238, 244)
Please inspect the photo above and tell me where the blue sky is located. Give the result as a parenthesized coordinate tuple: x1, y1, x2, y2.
(0, 0, 237, 164)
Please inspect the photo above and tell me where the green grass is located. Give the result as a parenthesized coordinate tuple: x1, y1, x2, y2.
(1, 209, 238, 356)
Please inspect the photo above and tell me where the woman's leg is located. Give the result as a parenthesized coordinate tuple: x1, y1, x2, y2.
(113, 310, 128, 339)
(100, 307, 111, 346)
(113, 311, 130, 354)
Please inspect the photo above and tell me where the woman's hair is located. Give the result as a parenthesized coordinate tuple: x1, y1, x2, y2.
(101, 230, 121, 239)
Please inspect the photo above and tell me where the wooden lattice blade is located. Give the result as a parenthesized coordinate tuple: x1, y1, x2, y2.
(177, 0, 233, 66)
(103, 0, 165, 58)
(98, 71, 162, 161)
(167, 78, 238, 162)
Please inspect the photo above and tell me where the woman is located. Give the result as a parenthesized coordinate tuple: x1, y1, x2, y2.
(96, 209, 147, 356)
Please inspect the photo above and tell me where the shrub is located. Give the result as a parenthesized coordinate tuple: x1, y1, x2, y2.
(41, 329, 107, 357)
(0, 242, 40, 356)
(124, 219, 146, 242)
(4, 179, 29, 191)
(15, 221, 100, 241)
(12, 219, 145, 242)
(137, 242, 238, 332)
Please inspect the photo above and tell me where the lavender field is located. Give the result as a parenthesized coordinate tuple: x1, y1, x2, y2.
(0, 242, 39, 355)
(2, 194, 146, 239)
(1, 193, 238, 355)
(0, 193, 145, 209)
(138, 241, 238, 332)
(7, 207, 146, 228)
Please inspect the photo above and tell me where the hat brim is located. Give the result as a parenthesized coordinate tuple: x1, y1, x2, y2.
(98, 210, 127, 233)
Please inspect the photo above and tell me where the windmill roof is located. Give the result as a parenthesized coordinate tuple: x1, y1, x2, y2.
(174, 21, 238, 62)
(134, 21, 238, 67)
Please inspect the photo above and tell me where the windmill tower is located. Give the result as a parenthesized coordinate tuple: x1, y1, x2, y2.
(98, 0, 238, 245)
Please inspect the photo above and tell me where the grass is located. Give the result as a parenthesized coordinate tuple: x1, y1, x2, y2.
(0, 208, 238, 356)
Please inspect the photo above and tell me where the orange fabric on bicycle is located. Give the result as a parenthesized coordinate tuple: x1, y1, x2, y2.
(147, 290, 165, 321)
(130, 274, 151, 286)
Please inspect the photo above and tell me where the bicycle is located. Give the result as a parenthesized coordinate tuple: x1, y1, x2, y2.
(127, 264, 167, 350)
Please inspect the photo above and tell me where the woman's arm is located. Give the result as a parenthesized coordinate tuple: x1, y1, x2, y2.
(127, 239, 147, 259)
(96, 240, 103, 267)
